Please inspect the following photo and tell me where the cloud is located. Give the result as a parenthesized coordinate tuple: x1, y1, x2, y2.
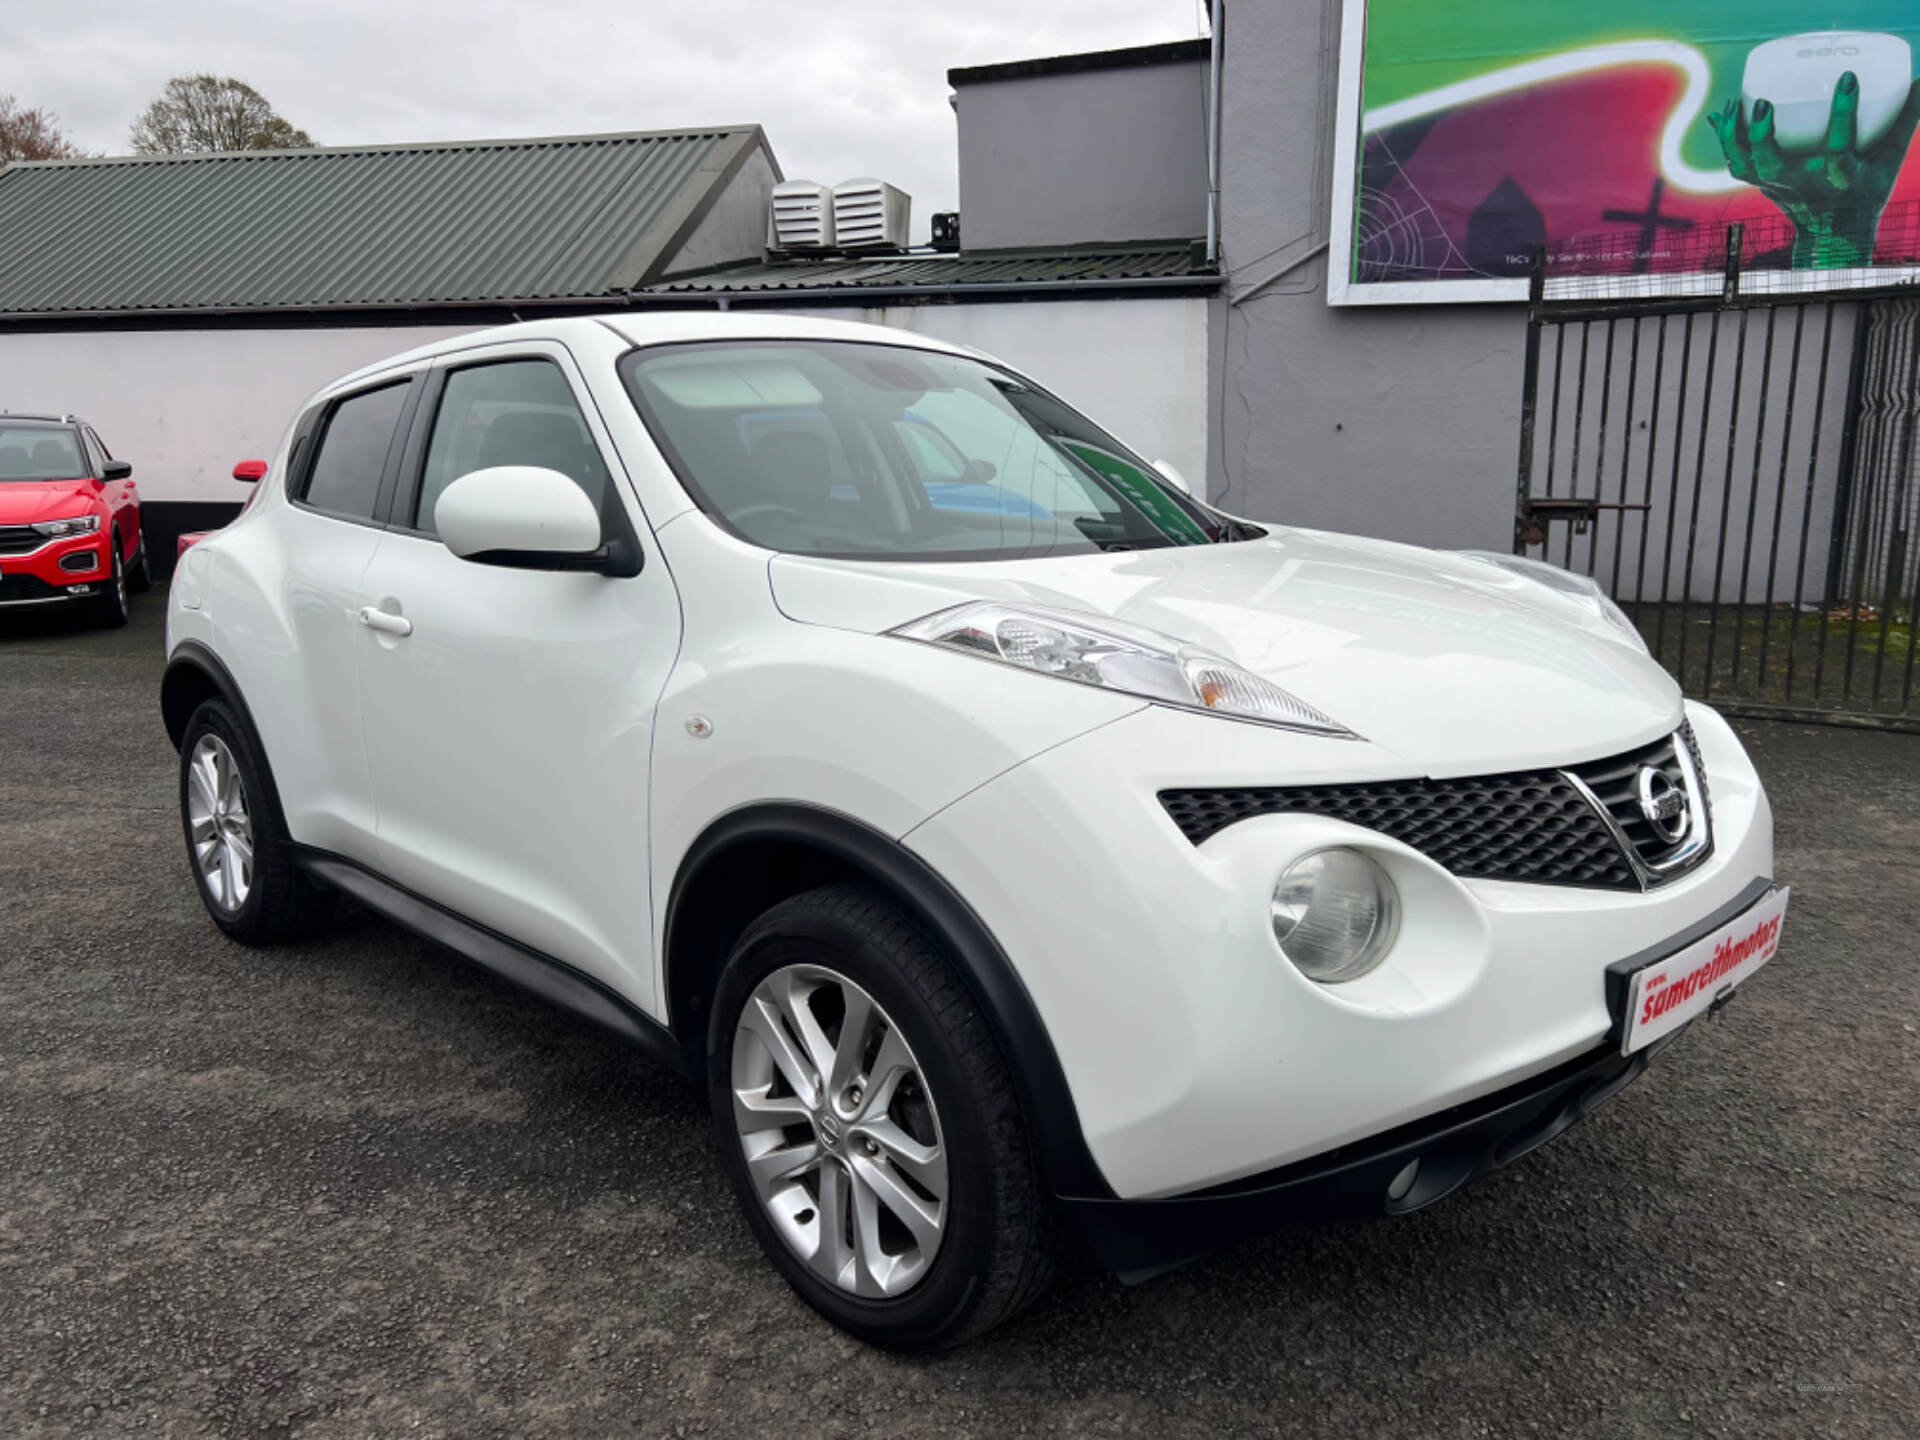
(1, 0, 1203, 236)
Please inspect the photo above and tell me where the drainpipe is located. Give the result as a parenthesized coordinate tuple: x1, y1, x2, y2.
(1205, 0, 1224, 265)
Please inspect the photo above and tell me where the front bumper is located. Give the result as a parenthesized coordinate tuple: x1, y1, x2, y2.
(904, 700, 1774, 1206)
(0, 531, 111, 605)
(1068, 1034, 1656, 1278)
(1064, 874, 1773, 1276)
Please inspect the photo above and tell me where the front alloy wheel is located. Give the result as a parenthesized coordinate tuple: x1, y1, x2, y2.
(731, 963, 949, 1297)
(708, 884, 1062, 1350)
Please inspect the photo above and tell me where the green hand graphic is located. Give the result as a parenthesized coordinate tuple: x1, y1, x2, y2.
(1707, 71, 1920, 269)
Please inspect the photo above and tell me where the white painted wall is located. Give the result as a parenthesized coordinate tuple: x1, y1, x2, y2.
(0, 325, 481, 503)
(0, 297, 1209, 507)
(804, 297, 1211, 497)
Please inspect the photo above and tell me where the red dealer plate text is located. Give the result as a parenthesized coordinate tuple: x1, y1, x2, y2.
(1622, 888, 1790, 1055)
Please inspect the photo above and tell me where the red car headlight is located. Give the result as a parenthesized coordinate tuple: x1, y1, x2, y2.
(31, 513, 103, 539)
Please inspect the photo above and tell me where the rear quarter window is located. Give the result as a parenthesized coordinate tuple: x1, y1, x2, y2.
(298, 381, 411, 522)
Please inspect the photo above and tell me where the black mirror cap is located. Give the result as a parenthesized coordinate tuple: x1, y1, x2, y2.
(101, 459, 133, 481)
(462, 535, 643, 578)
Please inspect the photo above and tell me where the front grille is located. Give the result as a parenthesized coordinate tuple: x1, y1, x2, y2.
(0, 524, 43, 555)
(0, 572, 64, 603)
(1159, 724, 1714, 892)
(1564, 724, 1711, 876)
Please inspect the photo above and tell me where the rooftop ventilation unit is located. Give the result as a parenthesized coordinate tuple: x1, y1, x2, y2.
(832, 178, 911, 251)
(768, 180, 834, 250)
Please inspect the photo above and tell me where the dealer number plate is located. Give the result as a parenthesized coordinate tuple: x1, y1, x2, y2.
(1622, 888, 1789, 1055)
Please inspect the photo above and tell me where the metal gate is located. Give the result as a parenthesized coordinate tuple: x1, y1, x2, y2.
(1515, 226, 1920, 731)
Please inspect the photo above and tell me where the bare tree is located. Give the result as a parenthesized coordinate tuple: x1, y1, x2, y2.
(128, 75, 313, 154)
(0, 95, 84, 163)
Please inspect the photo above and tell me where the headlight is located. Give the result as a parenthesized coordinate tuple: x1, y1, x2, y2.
(32, 513, 102, 539)
(1270, 849, 1398, 983)
(891, 601, 1354, 736)
(1457, 551, 1647, 653)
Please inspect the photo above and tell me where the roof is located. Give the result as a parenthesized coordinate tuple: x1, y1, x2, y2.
(640, 243, 1215, 300)
(948, 38, 1210, 88)
(0, 127, 774, 319)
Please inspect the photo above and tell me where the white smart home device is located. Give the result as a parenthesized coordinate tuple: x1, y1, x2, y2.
(1742, 31, 1913, 153)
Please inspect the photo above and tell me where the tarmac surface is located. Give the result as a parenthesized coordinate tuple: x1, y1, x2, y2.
(2, 594, 1916, 1438)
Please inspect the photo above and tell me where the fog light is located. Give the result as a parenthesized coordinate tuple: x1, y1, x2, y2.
(1270, 848, 1398, 983)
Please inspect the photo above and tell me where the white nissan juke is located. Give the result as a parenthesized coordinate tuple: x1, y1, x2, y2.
(162, 313, 1785, 1349)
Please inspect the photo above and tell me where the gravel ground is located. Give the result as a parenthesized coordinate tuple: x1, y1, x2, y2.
(2, 596, 1916, 1439)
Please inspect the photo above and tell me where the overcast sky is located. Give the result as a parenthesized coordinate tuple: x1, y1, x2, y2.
(1, 0, 1207, 239)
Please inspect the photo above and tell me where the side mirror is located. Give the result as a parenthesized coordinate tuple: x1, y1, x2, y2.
(101, 459, 133, 481)
(961, 458, 999, 484)
(435, 465, 607, 570)
(1153, 459, 1192, 495)
(233, 458, 268, 483)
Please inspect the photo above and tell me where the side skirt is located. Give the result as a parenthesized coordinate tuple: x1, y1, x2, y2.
(293, 848, 691, 1078)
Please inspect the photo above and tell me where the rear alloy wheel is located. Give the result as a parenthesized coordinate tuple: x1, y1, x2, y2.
(178, 698, 334, 944)
(708, 884, 1062, 1350)
(186, 733, 254, 914)
(93, 540, 128, 627)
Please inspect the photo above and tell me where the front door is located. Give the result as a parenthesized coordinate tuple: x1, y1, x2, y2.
(354, 345, 680, 1010)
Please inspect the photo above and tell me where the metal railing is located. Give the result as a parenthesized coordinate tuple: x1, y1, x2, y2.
(1515, 221, 1920, 731)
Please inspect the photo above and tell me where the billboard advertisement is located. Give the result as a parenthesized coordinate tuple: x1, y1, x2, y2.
(1328, 1, 1920, 303)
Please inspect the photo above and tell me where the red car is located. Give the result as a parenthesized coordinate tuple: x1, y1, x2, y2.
(0, 414, 149, 626)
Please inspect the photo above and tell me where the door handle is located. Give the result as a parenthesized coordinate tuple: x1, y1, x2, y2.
(357, 605, 413, 637)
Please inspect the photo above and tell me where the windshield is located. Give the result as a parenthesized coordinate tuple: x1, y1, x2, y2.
(0, 424, 85, 481)
(619, 340, 1255, 561)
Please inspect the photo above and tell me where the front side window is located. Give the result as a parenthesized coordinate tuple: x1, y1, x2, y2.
(301, 381, 410, 521)
(0, 424, 86, 482)
(81, 428, 110, 476)
(619, 340, 1241, 562)
(411, 359, 610, 536)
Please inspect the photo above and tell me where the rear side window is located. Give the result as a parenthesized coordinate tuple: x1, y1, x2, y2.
(300, 381, 410, 521)
(411, 359, 610, 536)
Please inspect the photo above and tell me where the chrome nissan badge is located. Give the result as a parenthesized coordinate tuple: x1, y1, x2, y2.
(1637, 765, 1689, 843)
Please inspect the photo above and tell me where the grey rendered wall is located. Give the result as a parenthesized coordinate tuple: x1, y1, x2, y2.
(955, 61, 1209, 251)
(1212, 0, 1527, 553)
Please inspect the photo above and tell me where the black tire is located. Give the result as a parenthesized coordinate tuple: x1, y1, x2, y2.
(178, 698, 335, 945)
(93, 540, 128, 628)
(707, 883, 1062, 1350)
(126, 529, 152, 593)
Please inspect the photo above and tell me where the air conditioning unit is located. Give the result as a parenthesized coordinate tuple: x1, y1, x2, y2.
(768, 180, 835, 250)
(930, 211, 960, 252)
(833, 178, 911, 251)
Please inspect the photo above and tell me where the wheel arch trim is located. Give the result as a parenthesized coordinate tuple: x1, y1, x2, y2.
(160, 641, 291, 834)
(664, 801, 1114, 1199)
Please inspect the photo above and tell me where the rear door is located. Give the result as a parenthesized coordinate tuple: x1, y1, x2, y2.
(268, 374, 420, 858)
(353, 341, 680, 1010)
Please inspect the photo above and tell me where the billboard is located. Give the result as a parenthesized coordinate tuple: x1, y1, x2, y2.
(1328, 1, 1920, 303)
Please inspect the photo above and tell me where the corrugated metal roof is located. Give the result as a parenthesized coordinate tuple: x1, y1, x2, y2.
(642, 244, 1210, 295)
(0, 127, 768, 317)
